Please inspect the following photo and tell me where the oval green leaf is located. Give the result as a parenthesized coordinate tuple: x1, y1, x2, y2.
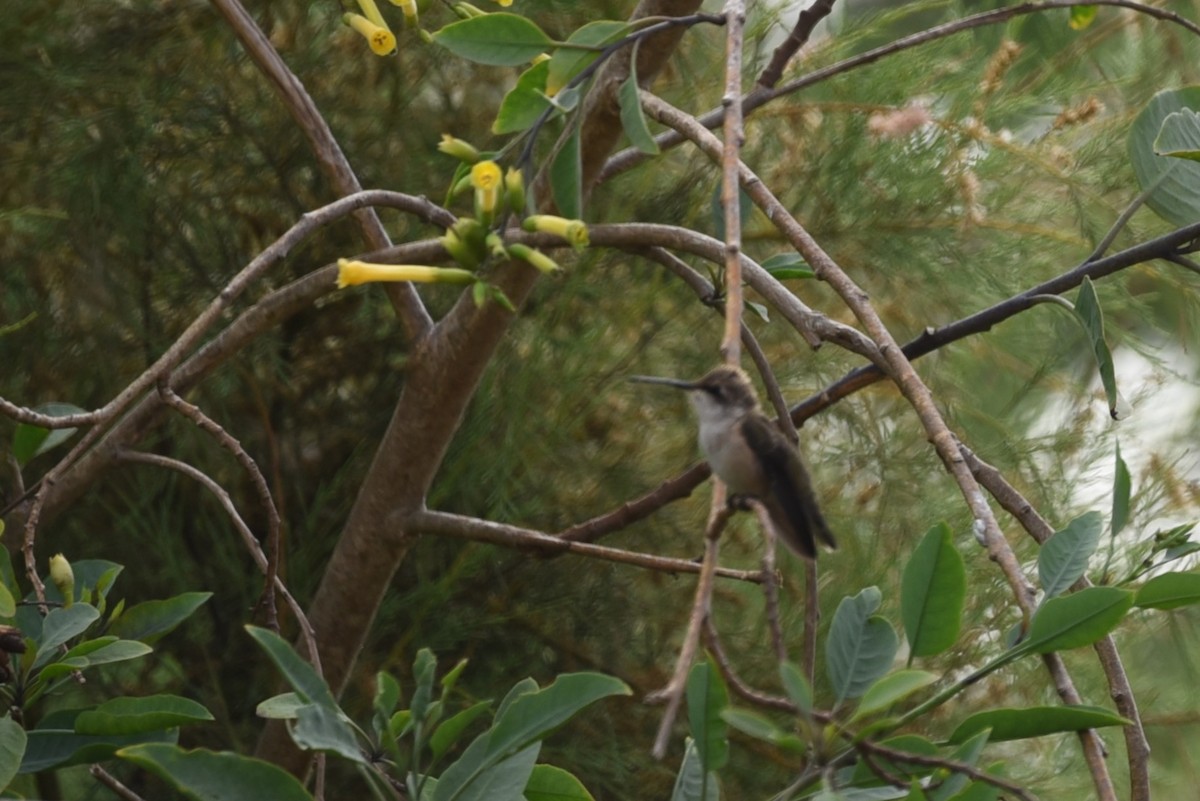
(107, 592, 211, 644)
(433, 14, 552, 67)
(1129, 87, 1200, 227)
(75, 694, 213, 736)
(1073, 278, 1121, 419)
(852, 670, 938, 721)
(949, 704, 1131, 744)
(686, 657, 729, 772)
(118, 744, 311, 801)
(0, 715, 26, 792)
(1023, 586, 1133, 654)
(1154, 108, 1200, 161)
(525, 763, 595, 801)
(493, 60, 552, 134)
(901, 523, 965, 659)
(1038, 511, 1103, 599)
(827, 587, 899, 705)
(1135, 571, 1200, 610)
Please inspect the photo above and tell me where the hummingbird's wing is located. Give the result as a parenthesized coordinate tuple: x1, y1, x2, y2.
(740, 414, 837, 558)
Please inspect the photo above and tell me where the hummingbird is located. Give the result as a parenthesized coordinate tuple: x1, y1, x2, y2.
(631, 365, 837, 559)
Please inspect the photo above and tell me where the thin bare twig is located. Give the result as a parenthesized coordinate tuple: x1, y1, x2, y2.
(719, 0, 747, 365)
(757, 0, 838, 89)
(855, 739, 1040, 801)
(648, 501, 731, 759)
(412, 509, 762, 584)
(89, 764, 148, 801)
(158, 383, 282, 631)
(702, 615, 795, 712)
(116, 450, 322, 670)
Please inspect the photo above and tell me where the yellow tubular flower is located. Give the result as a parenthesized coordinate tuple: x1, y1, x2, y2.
(507, 243, 560, 274)
(49, 553, 74, 608)
(471, 160, 502, 221)
(522, 214, 589, 249)
(470, 160, 502, 191)
(337, 259, 475, 287)
(356, 0, 388, 29)
(343, 13, 397, 56)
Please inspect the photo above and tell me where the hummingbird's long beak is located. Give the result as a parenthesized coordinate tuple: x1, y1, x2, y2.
(628, 375, 699, 390)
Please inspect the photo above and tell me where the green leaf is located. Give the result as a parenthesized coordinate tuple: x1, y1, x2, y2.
(441, 658, 469, 696)
(901, 523, 965, 659)
(11, 402, 86, 465)
(495, 676, 538, 721)
(760, 252, 814, 280)
(432, 738, 540, 801)
(33, 604, 101, 669)
(118, 744, 312, 801)
(524, 763, 595, 801)
(670, 738, 719, 801)
(244, 625, 336, 709)
(778, 661, 812, 716)
(433, 14, 552, 67)
(618, 74, 659, 155)
(486, 672, 630, 760)
(412, 648, 438, 723)
(852, 670, 938, 721)
(550, 129, 582, 220)
(0, 715, 26, 791)
(547, 21, 629, 96)
(75, 695, 213, 735)
(1022, 586, 1133, 653)
(948, 704, 1131, 744)
(1112, 442, 1131, 538)
(686, 657, 729, 772)
(292, 703, 365, 763)
(1129, 87, 1200, 227)
(22, 722, 175, 773)
(256, 692, 305, 720)
(1038, 511, 1104, 599)
(493, 60, 552, 134)
(107, 592, 211, 644)
(826, 587, 899, 705)
(430, 700, 492, 759)
(373, 671, 402, 739)
(1154, 108, 1200, 161)
(1135, 571, 1200, 610)
(0, 583, 16, 620)
(1068, 5, 1098, 30)
(720, 709, 806, 752)
(1073, 277, 1122, 419)
(68, 639, 152, 668)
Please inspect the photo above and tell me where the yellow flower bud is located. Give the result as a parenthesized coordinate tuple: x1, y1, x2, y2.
(504, 167, 526, 215)
(531, 52, 550, 66)
(337, 259, 475, 287)
(507, 243, 560, 274)
(438, 134, 481, 164)
(485, 232, 508, 260)
(388, 0, 419, 25)
(492, 0, 513, 6)
(440, 228, 481, 270)
(343, 13, 397, 56)
(49, 553, 74, 608)
(522, 215, 589, 249)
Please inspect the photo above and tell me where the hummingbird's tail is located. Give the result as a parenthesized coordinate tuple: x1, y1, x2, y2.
(761, 481, 837, 560)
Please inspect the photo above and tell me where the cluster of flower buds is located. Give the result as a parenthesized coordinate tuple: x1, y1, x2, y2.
(335, 134, 588, 306)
